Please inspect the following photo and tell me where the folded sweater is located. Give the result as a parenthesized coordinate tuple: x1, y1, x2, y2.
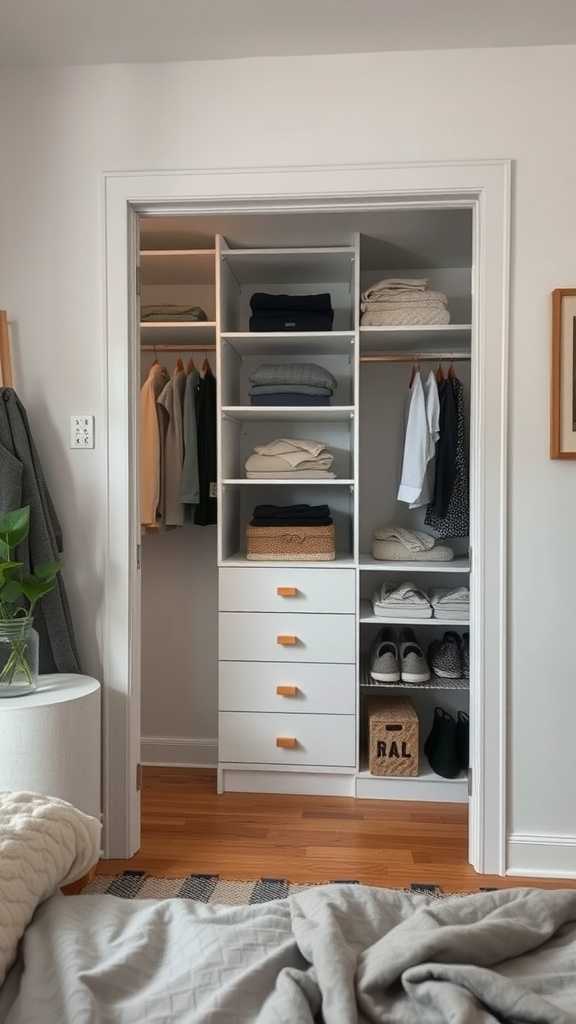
(249, 363, 337, 391)
(245, 454, 334, 472)
(250, 292, 333, 312)
(246, 470, 336, 479)
(362, 278, 429, 302)
(361, 290, 448, 310)
(361, 306, 450, 327)
(372, 582, 433, 619)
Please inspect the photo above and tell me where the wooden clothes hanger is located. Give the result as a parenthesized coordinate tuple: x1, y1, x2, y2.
(186, 355, 197, 374)
(436, 362, 445, 384)
(0, 311, 14, 387)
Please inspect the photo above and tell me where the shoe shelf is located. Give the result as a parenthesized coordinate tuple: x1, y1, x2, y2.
(361, 678, 469, 691)
(359, 600, 469, 626)
(355, 756, 468, 803)
(359, 555, 470, 573)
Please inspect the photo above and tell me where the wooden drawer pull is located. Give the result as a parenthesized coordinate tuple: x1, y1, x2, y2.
(276, 685, 299, 697)
(277, 586, 299, 597)
(276, 634, 298, 646)
(276, 736, 297, 749)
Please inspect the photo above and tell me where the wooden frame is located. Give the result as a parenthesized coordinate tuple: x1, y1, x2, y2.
(550, 288, 576, 458)
(103, 160, 510, 875)
(0, 311, 14, 387)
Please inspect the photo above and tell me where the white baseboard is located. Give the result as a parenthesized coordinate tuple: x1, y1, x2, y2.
(141, 735, 218, 768)
(507, 832, 576, 879)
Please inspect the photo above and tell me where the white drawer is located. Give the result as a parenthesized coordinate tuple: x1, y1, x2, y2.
(219, 612, 355, 663)
(219, 712, 356, 766)
(219, 567, 355, 614)
(219, 662, 355, 714)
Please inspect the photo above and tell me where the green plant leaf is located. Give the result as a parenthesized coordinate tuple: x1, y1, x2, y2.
(0, 539, 10, 562)
(33, 560, 62, 581)
(0, 507, 30, 549)
(0, 580, 24, 603)
(0, 562, 23, 586)
(20, 576, 56, 606)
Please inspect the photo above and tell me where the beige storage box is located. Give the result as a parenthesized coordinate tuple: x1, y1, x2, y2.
(246, 524, 336, 561)
(367, 697, 419, 776)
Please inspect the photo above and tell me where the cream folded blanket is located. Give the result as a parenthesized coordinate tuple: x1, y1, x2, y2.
(0, 791, 101, 986)
(361, 290, 448, 310)
(431, 587, 470, 605)
(254, 438, 327, 458)
(246, 470, 336, 479)
(245, 454, 334, 472)
(372, 539, 455, 562)
(361, 306, 450, 326)
(373, 526, 436, 552)
(372, 582, 432, 618)
(362, 278, 429, 301)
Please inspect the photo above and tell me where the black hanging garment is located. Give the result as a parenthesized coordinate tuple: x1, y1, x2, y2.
(0, 388, 81, 673)
(194, 367, 217, 526)
(425, 375, 469, 538)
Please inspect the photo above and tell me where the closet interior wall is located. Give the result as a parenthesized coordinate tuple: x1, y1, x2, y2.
(138, 208, 473, 800)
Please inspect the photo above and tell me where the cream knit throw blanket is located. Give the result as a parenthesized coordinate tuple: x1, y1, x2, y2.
(0, 791, 101, 985)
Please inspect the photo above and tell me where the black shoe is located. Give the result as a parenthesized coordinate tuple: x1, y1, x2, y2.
(456, 710, 469, 771)
(425, 707, 460, 779)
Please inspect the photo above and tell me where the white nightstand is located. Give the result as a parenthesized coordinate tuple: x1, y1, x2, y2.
(0, 674, 100, 819)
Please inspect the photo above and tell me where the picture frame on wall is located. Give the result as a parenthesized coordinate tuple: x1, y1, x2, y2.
(551, 288, 576, 459)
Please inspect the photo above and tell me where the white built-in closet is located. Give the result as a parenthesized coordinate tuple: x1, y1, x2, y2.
(139, 208, 472, 805)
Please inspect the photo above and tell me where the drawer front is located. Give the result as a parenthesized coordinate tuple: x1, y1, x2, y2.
(219, 712, 356, 766)
(219, 567, 355, 614)
(219, 662, 355, 715)
(219, 612, 355, 663)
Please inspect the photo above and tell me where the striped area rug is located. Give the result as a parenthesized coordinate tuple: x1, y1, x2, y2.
(84, 872, 490, 903)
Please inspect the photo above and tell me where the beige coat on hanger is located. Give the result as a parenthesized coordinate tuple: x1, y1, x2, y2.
(140, 362, 169, 527)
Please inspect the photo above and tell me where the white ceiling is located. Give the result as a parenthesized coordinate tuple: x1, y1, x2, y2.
(1, 0, 575, 67)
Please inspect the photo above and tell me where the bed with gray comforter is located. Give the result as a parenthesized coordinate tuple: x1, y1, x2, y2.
(1, 883, 576, 1022)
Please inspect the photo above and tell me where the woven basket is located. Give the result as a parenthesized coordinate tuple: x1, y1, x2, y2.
(246, 524, 336, 561)
(367, 697, 419, 777)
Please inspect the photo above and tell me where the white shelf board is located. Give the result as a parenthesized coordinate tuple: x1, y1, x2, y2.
(222, 479, 355, 486)
(220, 331, 355, 356)
(221, 553, 355, 569)
(361, 678, 469, 691)
(140, 321, 216, 344)
(221, 406, 355, 422)
(221, 246, 355, 285)
(360, 324, 471, 354)
(359, 555, 470, 573)
(360, 600, 468, 625)
(356, 757, 468, 803)
(139, 249, 215, 285)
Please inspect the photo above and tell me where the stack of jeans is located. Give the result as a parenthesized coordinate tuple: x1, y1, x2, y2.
(249, 292, 334, 332)
(248, 362, 337, 407)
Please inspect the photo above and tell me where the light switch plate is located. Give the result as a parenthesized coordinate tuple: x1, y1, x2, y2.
(70, 415, 95, 449)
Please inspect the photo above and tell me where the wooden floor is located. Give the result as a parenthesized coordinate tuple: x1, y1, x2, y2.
(100, 767, 575, 892)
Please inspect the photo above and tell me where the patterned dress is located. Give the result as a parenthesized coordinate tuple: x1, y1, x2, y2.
(425, 375, 469, 538)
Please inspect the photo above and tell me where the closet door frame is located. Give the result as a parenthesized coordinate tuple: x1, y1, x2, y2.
(103, 160, 511, 873)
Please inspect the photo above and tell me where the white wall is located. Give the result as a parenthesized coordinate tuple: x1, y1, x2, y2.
(1, 46, 576, 858)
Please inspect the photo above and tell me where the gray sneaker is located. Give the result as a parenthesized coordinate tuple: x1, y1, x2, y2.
(429, 632, 463, 679)
(399, 628, 430, 683)
(370, 628, 400, 682)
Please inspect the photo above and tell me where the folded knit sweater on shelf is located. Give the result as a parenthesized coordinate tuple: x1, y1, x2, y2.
(249, 363, 337, 391)
(371, 582, 433, 619)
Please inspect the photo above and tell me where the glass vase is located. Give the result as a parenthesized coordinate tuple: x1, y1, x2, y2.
(0, 618, 39, 697)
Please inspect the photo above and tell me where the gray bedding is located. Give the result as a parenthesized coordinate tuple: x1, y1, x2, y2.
(1, 884, 576, 1022)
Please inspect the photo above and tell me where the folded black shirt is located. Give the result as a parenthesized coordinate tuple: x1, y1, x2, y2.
(250, 292, 333, 312)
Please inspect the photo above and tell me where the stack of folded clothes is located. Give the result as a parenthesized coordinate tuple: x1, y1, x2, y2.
(430, 587, 470, 621)
(141, 304, 208, 322)
(248, 362, 337, 406)
(249, 292, 334, 332)
(360, 278, 450, 326)
(246, 504, 335, 561)
(371, 582, 433, 619)
(371, 525, 455, 562)
(244, 438, 335, 479)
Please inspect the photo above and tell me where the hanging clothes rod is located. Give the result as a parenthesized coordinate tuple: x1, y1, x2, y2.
(141, 344, 217, 352)
(360, 352, 471, 363)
